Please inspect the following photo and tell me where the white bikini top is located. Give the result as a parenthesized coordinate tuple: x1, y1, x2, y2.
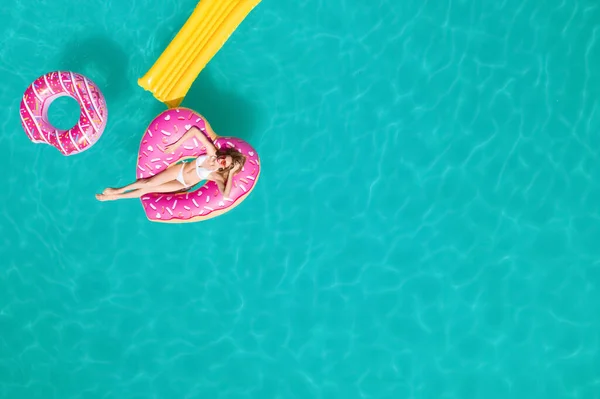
(195, 155, 213, 180)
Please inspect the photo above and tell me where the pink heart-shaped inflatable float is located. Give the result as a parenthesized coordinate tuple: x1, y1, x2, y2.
(137, 107, 260, 223)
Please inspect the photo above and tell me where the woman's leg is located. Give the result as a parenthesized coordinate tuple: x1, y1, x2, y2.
(96, 180, 185, 201)
(103, 179, 145, 195)
(103, 163, 186, 194)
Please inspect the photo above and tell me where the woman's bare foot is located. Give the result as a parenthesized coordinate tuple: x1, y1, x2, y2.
(96, 193, 117, 201)
(102, 187, 118, 195)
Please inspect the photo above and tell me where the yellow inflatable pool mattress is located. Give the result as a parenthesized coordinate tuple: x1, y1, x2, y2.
(138, 0, 262, 108)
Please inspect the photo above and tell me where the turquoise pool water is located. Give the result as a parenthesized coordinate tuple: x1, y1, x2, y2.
(2, 0, 600, 398)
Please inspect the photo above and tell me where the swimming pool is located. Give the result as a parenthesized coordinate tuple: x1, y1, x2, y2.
(2, 0, 600, 398)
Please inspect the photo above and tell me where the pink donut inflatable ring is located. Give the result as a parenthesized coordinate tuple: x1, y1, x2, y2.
(137, 107, 260, 223)
(20, 71, 107, 156)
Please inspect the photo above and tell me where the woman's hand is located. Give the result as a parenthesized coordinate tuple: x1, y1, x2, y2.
(221, 163, 241, 199)
(164, 142, 179, 154)
(230, 162, 242, 174)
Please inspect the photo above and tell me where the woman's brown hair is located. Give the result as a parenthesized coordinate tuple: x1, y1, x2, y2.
(214, 148, 246, 180)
